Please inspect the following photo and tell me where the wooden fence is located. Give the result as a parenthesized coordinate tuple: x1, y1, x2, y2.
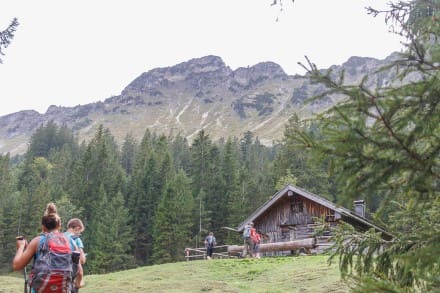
(185, 236, 333, 260)
(184, 245, 232, 261)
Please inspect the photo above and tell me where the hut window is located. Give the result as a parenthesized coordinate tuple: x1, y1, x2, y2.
(291, 196, 303, 213)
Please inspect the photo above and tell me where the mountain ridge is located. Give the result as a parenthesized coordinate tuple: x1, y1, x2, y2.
(0, 54, 396, 155)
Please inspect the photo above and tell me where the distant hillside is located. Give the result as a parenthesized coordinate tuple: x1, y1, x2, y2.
(0, 255, 347, 292)
(0, 54, 398, 155)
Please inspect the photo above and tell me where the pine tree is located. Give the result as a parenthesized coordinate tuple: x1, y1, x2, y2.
(299, 1, 440, 290)
(203, 145, 225, 242)
(169, 134, 192, 173)
(120, 133, 137, 176)
(127, 132, 154, 265)
(151, 169, 195, 264)
(219, 139, 239, 221)
(66, 125, 127, 273)
(245, 136, 276, 210)
(28, 121, 75, 159)
(273, 114, 336, 200)
(47, 138, 79, 205)
(68, 125, 125, 222)
(0, 154, 12, 210)
(128, 131, 157, 265)
(190, 130, 212, 196)
(16, 157, 54, 237)
(127, 132, 171, 265)
(190, 130, 215, 244)
(87, 185, 134, 273)
(240, 131, 254, 169)
(0, 155, 16, 268)
(55, 196, 83, 229)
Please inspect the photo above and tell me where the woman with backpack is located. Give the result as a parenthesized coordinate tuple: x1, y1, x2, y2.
(12, 202, 83, 293)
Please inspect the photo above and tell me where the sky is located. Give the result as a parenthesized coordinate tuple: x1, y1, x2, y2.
(0, 0, 404, 117)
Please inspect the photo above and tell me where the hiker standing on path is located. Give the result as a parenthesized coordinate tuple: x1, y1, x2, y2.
(242, 222, 254, 258)
(65, 218, 87, 292)
(204, 232, 216, 260)
(12, 202, 83, 292)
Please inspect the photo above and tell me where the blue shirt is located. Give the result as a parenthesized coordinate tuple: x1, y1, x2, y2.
(65, 231, 84, 249)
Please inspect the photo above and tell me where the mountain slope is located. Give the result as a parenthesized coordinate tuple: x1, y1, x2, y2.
(0, 54, 398, 155)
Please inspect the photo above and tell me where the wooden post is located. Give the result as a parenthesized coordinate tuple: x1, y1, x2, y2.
(185, 248, 190, 261)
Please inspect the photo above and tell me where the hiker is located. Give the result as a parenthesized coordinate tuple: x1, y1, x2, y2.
(242, 222, 254, 258)
(66, 218, 86, 265)
(204, 232, 216, 260)
(65, 218, 86, 292)
(251, 229, 261, 259)
(12, 202, 83, 293)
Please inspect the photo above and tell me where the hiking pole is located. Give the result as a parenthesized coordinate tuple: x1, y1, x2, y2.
(17, 212, 29, 293)
(23, 264, 29, 293)
(16, 236, 29, 293)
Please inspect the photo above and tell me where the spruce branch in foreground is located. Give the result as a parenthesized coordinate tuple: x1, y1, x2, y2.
(298, 1, 439, 291)
(0, 18, 19, 64)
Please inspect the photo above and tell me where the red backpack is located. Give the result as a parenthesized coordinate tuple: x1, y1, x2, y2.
(29, 232, 74, 293)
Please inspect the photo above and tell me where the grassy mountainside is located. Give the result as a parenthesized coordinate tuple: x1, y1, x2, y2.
(0, 255, 348, 292)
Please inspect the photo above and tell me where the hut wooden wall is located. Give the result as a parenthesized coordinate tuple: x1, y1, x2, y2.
(254, 193, 335, 255)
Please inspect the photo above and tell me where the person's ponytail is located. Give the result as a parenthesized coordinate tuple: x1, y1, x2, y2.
(41, 202, 61, 230)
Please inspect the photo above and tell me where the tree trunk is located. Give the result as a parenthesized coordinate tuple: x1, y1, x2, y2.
(227, 237, 316, 254)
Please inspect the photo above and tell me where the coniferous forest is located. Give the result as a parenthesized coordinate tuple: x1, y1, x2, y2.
(1, 1, 439, 291)
(0, 118, 335, 274)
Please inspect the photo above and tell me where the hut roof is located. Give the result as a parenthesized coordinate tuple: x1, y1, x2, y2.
(237, 184, 392, 238)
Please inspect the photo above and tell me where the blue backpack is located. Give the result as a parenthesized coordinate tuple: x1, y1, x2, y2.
(243, 225, 251, 239)
(29, 232, 74, 293)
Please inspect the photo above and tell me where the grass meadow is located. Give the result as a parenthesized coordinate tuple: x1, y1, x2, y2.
(0, 255, 348, 293)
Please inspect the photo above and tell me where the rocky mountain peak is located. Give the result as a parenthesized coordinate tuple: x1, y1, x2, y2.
(251, 61, 287, 76)
(174, 55, 229, 74)
(232, 61, 287, 88)
(342, 56, 377, 68)
(45, 105, 73, 115)
(0, 110, 40, 125)
(122, 55, 231, 95)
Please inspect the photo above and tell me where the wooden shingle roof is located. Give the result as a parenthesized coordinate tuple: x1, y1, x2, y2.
(237, 184, 392, 238)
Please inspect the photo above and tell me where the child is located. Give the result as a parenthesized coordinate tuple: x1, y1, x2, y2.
(65, 218, 86, 291)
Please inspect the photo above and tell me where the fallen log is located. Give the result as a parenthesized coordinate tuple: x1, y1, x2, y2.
(227, 237, 316, 254)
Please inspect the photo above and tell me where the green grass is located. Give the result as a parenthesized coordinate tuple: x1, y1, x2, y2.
(0, 255, 348, 293)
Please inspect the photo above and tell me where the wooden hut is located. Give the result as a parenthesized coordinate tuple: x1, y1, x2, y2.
(229, 184, 391, 256)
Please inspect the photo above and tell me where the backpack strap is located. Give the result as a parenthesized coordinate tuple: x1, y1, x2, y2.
(65, 231, 81, 251)
(34, 233, 47, 260)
